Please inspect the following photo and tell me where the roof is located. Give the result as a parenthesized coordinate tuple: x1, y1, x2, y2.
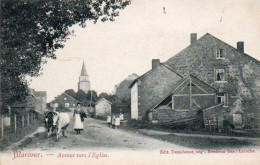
(11, 94, 37, 108)
(80, 61, 88, 76)
(129, 64, 183, 89)
(205, 33, 260, 63)
(115, 73, 138, 88)
(33, 91, 47, 97)
(96, 98, 112, 105)
(165, 33, 260, 71)
(130, 64, 183, 115)
(51, 92, 79, 103)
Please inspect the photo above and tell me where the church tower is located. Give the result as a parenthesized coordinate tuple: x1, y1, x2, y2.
(78, 61, 90, 93)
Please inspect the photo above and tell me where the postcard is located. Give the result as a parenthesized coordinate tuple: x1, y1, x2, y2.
(0, 0, 260, 165)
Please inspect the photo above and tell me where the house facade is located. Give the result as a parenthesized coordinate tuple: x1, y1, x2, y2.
(33, 91, 47, 114)
(129, 59, 183, 120)
(150, 75, 218, 124)
(165, 33, 260, 128)
(95, 98, 112, 118)
(130, 33, 260, 129)
(50, 92, 79, 111)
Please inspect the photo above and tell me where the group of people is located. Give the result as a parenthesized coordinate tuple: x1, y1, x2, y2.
(45, 102, 87, 135)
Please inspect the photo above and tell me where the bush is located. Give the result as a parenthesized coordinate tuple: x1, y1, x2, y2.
(126, 119, 153, 129)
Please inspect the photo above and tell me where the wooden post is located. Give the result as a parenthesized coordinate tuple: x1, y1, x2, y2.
(27, 113, 29, 126)
(22, 115, 24, 128)
(14, 114, 17, 133)
(1, 118, 3, 139)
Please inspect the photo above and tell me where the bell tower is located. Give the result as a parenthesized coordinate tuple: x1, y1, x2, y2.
(78, 61, 90, 93)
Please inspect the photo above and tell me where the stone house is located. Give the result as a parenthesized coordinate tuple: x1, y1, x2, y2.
(129, 61, 218, 126)
(50, 92, 79, 111)
(95, 98, 112, 118)
(129, 60, 183, 120)
(129, 33, 260, 129)
(165, 33, 260, 128)
(151, 75, 218, 124)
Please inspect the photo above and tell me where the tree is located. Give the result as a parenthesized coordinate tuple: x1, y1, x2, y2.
(65, 89, 76, 98)
(0, 0, 131, 107)
(75, 90, 87, 104)
(98, 92, 110, 99)
(86, 90, 97, 101)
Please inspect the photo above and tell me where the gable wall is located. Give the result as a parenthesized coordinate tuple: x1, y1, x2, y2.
(51, 94, 78, 108)
(137, 65, 182, 119)
(165, 34, 260, 121)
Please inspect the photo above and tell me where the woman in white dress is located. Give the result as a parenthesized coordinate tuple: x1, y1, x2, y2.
(73, 103, 84, 134)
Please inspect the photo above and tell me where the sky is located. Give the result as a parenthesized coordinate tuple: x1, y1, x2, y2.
(28, 0, 260, 102)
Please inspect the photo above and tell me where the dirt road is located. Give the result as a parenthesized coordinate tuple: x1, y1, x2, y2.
(10, 116, 187, 151)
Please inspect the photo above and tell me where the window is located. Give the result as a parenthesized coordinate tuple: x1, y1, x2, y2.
(216, 49, 224, 59)
(217, 93, 228, 106)
(64, 97, 67, 100)
(65, 103, 69, 107)
(215, 69, 226, 82)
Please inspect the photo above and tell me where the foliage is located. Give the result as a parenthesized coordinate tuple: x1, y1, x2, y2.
(75, 89, 88, 104)
(98, 92, 117, 103)
(86, 90, 98, 103)
(64, 89, 76, 98)
(0, 0, 131, 107)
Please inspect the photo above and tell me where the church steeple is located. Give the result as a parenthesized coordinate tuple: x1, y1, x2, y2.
(78, 61, 90, 93)
(80, 61, 88, 76)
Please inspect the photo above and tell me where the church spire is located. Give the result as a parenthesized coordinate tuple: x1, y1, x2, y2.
(80, 61, 88, 76)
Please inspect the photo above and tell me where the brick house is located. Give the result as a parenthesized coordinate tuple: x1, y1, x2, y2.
(95, 98, 112, 119)
(50, 92, 79, 111)
(165, 33, 260, 128)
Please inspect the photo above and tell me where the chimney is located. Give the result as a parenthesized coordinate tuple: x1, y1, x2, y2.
(237, 42, 244, 53)
(190, 33, 197, 44)
(152, 59, 160, 70)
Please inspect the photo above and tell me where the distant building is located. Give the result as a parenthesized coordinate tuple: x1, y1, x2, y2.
(95, 98, 112, 118)
(78, 61, 90, 93)
(115, 73, 138, 100)
(33, 91, 47, 113)
(50, 92, 79, 111)
(11, 89, 37, 114)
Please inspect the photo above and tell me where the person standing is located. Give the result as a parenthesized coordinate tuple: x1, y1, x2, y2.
(73, 102, 84, 134)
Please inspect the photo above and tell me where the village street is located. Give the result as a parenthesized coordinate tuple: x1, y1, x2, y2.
(4, 112, 259, 153)
(2, 114, 260, 165)
(8, 114, 188, 151)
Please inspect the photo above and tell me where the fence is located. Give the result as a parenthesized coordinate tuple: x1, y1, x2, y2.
(0, 112, 38, 140)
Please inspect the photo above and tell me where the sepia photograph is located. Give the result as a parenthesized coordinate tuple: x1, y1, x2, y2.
(0, 0, 260, 164)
